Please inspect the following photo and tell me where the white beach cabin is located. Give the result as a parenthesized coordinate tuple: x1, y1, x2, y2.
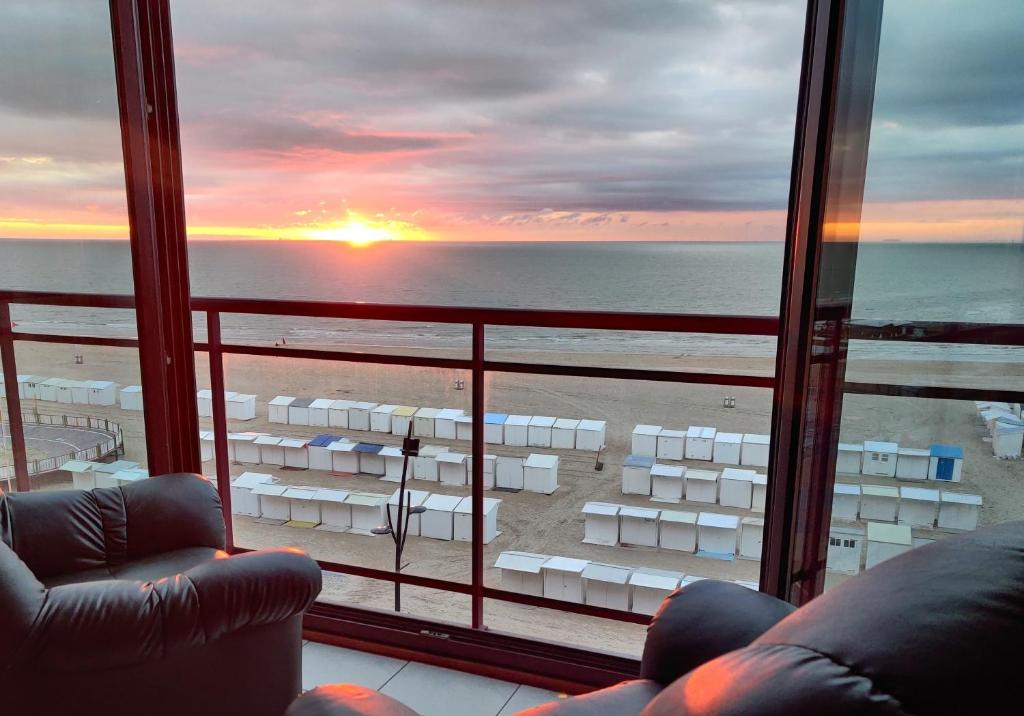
(288, 398, 314, 426)
(751, 473, 768, 513)
(503, 415, 531, 447)
(370, 404, 399, 433)
(354, 443, 386, 476)
(379, 446, 406, 482)
(937, 491, 982, 531)
(281, 438, 310, 469)
(437, 451, 468, 486)
(38, 378, 61, 402)
(453, 496, 502, 543)
(229, 472, 275, 517)
(697, 512, 740, 558)
(739, 517, 764, 560)
(390, 406, 418, 435)
(495, 552, 548, 596)
(119, 385, 143, 411)
(865, 522, 913, 569)
(582, 502, 620, 546)
(268, 396, 295, 424)
(630, 569, 683, 616)
(348, 402, 376, 431)
(315, 489, 351, 532)
(656, 429, 686, 461)
(56, 379, 79, 404)
(346, 493, 389, 535)
(551, 418, 581, 449)
(621, 454, 656, 496)
(252, 483, 290, 521)
(827, 526, 865, 575)
(619, 505, 660, 547)
(283, 487, 321, 524)
(836, 443, 864, 475)
(469, 454, 497, 490)
(992, 419, 1024, 459)
(327, 440, 359, 474)
(719, 468, 756, 509)
(740, 434, 771, 468)
(684, 469, 719, 504)
(307, 398, 333, 427)
(713, 432, 743, 465)
(199, 431, 214, 463)
(308, 434, 341, 471)
(70, 380, 90, 404)
(895, 448, 930, 481)
(495, 456, 525, 490)
(583, 563, 632, 611)
(413, 445, 445, 481)
(528, 415, 557, 448)
(432, 409, 464, 442)
(685, 426, 716, 461)
(862, 441, 899, 478)
(226, 393, 257, 421)
(898, 486, 940, 527)
(659, 510, 698, 552)
(631, 425, 662, 458)
(575, 419, 607, 451)
(328, 400, 356, 429)
(64, 460, 98, 491)
(413, 408, 441, 438)
(419, 493, 462, 540)
(455, 415, 473, 441)
(928, 444, 964, 482)
(650, 464, 686, 503)
(523, 453, 560, 494)
(859, 484, 899, 522)
(229, 433, 260, 464)
(387, 488, 429, 536)
(484, 413, 508, 445)
(196, 390, 235, 418)
(832, 483, 861, 521)
(93, 461, 140, 489)
(254, 435, 285, 466)
(85, 380, 117, 406)
(541, 556, 589, 603)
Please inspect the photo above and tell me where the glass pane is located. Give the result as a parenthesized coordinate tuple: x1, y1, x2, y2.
(815, 1, 1024, 585)
(0, 1, 146, 490)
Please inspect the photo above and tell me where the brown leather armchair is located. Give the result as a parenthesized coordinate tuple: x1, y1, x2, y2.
(0, 473, 322, 716)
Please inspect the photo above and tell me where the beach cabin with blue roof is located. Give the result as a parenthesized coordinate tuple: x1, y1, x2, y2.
(484, 412, 508, 444)
(354, 442, 385, 475)
(928, 444, 964, 482)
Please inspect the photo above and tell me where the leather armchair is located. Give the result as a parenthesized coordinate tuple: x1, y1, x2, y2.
(0, 473, 322, 716)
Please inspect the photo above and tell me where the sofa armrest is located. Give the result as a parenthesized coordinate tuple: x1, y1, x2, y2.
(184, 548, 322, 640)
(16, 548, 320, 672)
(639, 579, 795, 685)
(120, 473, 226, 558)
(0, 543, 46, 669)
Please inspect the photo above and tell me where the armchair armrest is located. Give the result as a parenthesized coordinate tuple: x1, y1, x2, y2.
(15, 548, 321, 672)
(639, 579, 795, 685)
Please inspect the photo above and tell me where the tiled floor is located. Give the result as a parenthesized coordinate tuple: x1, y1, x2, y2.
(302, 641, 566, 716)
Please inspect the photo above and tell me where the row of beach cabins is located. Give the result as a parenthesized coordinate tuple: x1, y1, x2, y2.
(199, 431, 563, 494)
(229, 472, 502, 543)
(831, 482, 981, 531)
(1, 375, 120, 406)
(976, 401, 1024, 458)
(495, 552, 758, 615)
(269, 396, 607, 451)
(623, 461, 768, 511)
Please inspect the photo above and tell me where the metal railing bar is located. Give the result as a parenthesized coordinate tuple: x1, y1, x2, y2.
(481, 586, 651, 624)
(483, 360, 776, 388)
(213, 342, 475, 371)
(843, 382, 1024, 403)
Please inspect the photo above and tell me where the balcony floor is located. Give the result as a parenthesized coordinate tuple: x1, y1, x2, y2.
(302, 640, 564, 715)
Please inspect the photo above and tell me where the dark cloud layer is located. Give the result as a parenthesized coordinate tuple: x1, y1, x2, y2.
(0, 0, 1021, 223)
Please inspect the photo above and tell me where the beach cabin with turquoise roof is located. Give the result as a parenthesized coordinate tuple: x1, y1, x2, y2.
(928, 444, 964, 482)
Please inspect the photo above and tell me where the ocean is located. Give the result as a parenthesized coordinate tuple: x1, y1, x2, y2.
(1, 239, 1021, 361)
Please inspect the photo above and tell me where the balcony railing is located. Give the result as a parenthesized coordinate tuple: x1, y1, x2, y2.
(2, 289, 1020, 635)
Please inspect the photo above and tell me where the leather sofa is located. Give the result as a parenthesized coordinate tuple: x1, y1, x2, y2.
(0, 473, 322, 716)
(288, 521, 1024, 715)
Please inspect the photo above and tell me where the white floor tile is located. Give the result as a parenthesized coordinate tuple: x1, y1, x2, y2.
(498, 685, 564, 715)
(380, 661, 518, 716)
(302, 642, 408, 692)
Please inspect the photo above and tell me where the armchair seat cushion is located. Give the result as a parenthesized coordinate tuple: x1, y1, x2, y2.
(41, 546, 226, 588)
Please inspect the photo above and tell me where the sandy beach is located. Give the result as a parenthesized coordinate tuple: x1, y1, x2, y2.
(8, 339, 1023, 656)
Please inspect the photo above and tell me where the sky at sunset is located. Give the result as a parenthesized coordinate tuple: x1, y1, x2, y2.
(0, 0, 1021, 243)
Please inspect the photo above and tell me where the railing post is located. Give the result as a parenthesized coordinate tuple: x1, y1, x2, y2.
(0, 303, 30, 492)
(207, 311, 234, 550)
(471, 323, 485, 628)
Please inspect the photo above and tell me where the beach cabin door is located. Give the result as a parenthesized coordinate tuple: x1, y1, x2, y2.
(935, 458, 954, 481)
